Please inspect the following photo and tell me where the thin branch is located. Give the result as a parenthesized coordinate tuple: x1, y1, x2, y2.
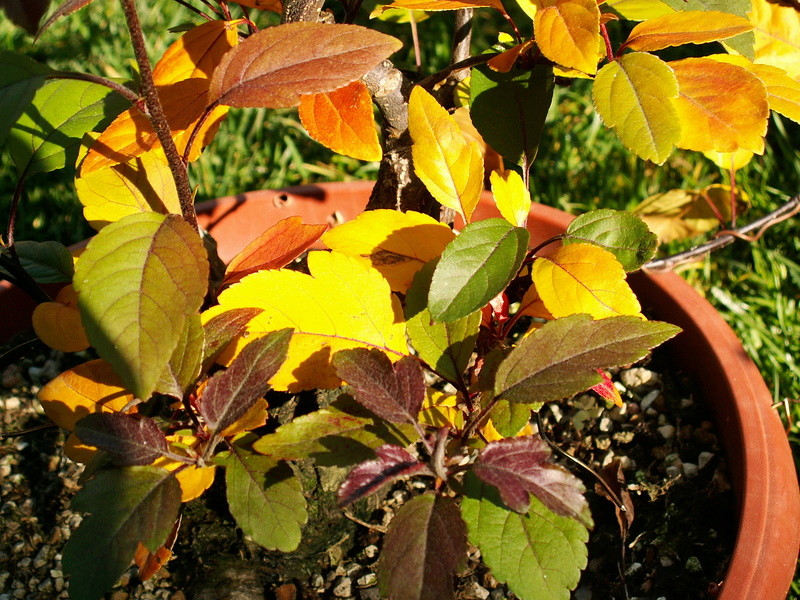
(171, 0, 215, 21)
(120, 0, 198, 232)
(418, 54, 495, 90)
(643, 193, 800, 272)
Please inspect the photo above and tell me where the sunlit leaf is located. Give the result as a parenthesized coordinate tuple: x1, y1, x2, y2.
(378, 494, 467, 600)
(153, 19, 244, 83)
(470, 63, 554, 166)
(76, 147, 182, 230)
(201, 307, 264, 372)
(429, 219, 529, 323)
(494, 314, 680, 405)
(222, 440, 308, 552)
(33, 285, 89, 353)
(151, 434, 216, 502)
(383, 0, 504, 10)
(563, 209, 657, 271)
(408, 86, 483, 222)
(74, 413, 168, 466)
(622, 11, 752, 52)
(74, 213, 209, 400)
(604, 0, 672, 20)
(592, 369, 623, 407)
(749, 0, 800, 80)
(8, 78, 127, 177)
(38, 359, 134, 432)
(517, 283, 554, 320)
(228, 0, 282, 11)
(657, 0, 754, 57)
(461, 472, 589, 600)
(63, 466, 181, 600)
(208, 22, 402, 108)
(534, 0, 601, 74)
(670, 57, 769, 153)
(338, 445, 428, 506)
(0, 51, 51, 145)
(299, 80, 382, 162)
(418, 389, 464, 429)
(204, 251, 407, 392)
(321, 209, 454, 293)
(592, 52, 680, 165)
(702, 148, 754, 171)
(490, 170, 531, 228)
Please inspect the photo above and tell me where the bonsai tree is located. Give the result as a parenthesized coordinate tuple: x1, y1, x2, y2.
(1, 0, 798, 599)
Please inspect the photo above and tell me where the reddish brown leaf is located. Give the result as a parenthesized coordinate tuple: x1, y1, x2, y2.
(208, 22, 402, 108)
(223, 216, 327, 287)
(332, 348, 425, 425)
(378, 494, 467, 600)
(198, 328, 291, 434)
(473, 436, 588, 520)
(338, 444, 428, 506)
(37, 0, 94, 36)
(0, 0, 50, 34)
(595, 460, 634, 543)
(74, 413, 169, 466)
(201, 307, 264, 371)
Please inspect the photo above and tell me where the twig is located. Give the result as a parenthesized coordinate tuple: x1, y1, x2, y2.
(120, 0, 198, 232)
(343, 509, 388, 533)
(643, 194, 800, 272)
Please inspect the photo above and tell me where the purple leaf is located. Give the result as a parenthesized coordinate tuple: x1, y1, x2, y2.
(473, 436, 588, 521)
(332, 348, 425, 425)
(74, 413, 168, 466)
(198, 328, 291, 435)
(201, 307, 264, 372)
(338, 445, 428, 507)
(378, 494, 466, 600)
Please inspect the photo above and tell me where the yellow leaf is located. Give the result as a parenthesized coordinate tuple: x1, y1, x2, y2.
(451, 107, 503, 176)
(219, 398, 270, 437)
(370, 4, 430, 23)
(490, 170, 531, 228)
(38, 359, 134, 432)
(534, 0, 602, 74)
(408, 86, 483, 222)
(532, 243, 642, 319)
(702, 148, 754, 171)
(383, 0, 505, 11)
(750, 0, 800, 80)
(517, 283, 554, 320)
(482, 419, 533, 442)
(707, 54, 800, 124)
(32, 285, 90, 353)
(670, 57, 769, 153)
(592, 52, 680, 164)
(321, 209, 455, 293)
(604, 0, 673, 20)
(299, 80, 382, 162)
(623, 11, 752, 52)
(76, 147, 181, 230)
(418, 389, 464, 429)
(64, 433, 100, 463)
(152, 434, 216, 502)
(513, 0, 539, 21)
(203, 251, 408, 392)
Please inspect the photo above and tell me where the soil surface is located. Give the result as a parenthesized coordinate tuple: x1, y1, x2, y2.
(1, 339, 735, 600)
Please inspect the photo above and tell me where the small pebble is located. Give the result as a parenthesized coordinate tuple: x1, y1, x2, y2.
(698, 451, 714, 470)
(598, 417, 613, 432)
(659, 556, 674, 568)
(356, 573, 376, 587)
(626, 562, 643, 577)
(640, 390, 660, 411)
(332, 576, 352, 598)
(620, 368, 659, 392)
(363, 545, 379, 559)
(462, 581, 490, 600)
(685, 556, 703, 573)
(657, 424, 676, 439)
(683, 462, 699, 477)
(680, 397, 694, 408)
(666, 465, 682, 479)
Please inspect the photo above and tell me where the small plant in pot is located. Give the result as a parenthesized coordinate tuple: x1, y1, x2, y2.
(1, 0, 799, 599)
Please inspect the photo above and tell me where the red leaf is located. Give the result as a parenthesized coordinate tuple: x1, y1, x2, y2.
(223, 216, 327, 287)
(332, 348, 425, 425)
(198, 328, 291, 434)
(338, 444, 428, 506)
(473, 436, 587, 520)
(208, 22, 402, 108)
(74, 413, 168, 466)
(591, 369, 623, 407)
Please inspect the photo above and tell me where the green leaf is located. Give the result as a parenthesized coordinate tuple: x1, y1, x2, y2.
(592, 52, 680, 165)
(494, 314, 680, 404)
(461, 472, 589, 600)
(74, 212, 209, 400)
(378, 494, 467, 600)
(222, 440, 308, 552)
(0, 51, 51, 145)
(660, 0, 754, 58)
(63, 466, 181, 600)
(490, 400, 534, 437)
(428, 219, 529, 323)
(405, 261, 481, 384)
(7, 78, 128, 177)
(155, 313, 205, 398)
(470, 63, 554, 166)
(563, 209, 657, 271)
(0, 240, 74, 283)
(252, 397, 416, 466)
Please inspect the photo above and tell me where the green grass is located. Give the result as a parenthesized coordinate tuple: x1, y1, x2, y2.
(2, 0, 799, 591)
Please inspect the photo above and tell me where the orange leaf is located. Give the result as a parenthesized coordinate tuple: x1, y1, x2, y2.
(134, 517, 181, 580)
(518, 283, 554, 320)
(534, 0, 601, 74)
(38, 359, 134, 432)
(298, 80, 383, 162)
(487, 40, 535, 73)
(32, 285, 90, 353)
(219, 397, 270, 437)
(670, 57, 769, 153)
(223, 216, 328, 287)
(383, 0, 505, 11)
(227, 0, 283, 12)
(623, 11, 753, 52)
(153, 20, 244, 83)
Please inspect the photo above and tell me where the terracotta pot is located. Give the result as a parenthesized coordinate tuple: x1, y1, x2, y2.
(2, 181, 798, 598)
